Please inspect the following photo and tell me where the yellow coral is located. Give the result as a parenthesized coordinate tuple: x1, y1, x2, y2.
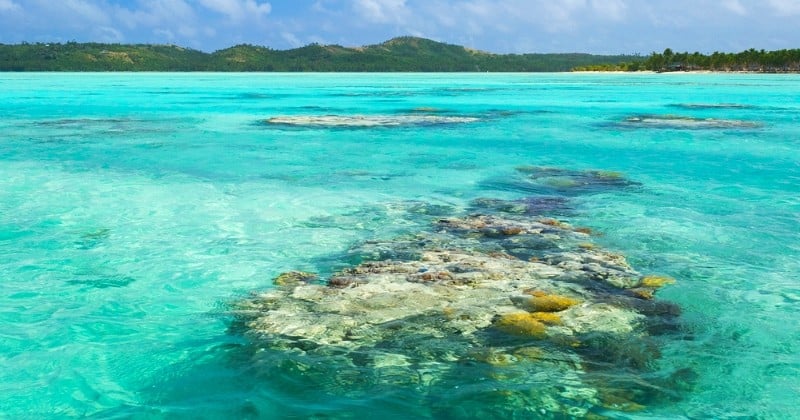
(640, 275, 676, 288)
(530, 312, 563, 325)
(442, 306, 456, 319)
(273, 271, 317, 286)
(495, 313, 547, 338)
(524, 293, 580, 312)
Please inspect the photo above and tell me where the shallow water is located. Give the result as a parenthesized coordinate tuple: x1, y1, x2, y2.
(1, 72, 798, 418)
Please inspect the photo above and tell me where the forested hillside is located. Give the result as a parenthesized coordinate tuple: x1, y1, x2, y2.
(0, 37, 640, 72)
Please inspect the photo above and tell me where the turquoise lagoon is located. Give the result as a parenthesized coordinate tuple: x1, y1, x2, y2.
(0, 73, 798, 418)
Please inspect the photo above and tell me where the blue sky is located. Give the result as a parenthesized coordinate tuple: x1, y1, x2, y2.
(1, 0, 799, 54)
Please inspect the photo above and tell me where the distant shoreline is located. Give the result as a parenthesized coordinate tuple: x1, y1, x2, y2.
(571, 70, 797, 74)
(0, 38, 640, 72)
(3, 39, 799, 73)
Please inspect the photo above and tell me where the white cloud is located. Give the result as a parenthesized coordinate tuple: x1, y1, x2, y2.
(767, 0, 800, 15)
(0, 0, 21, 12)
(62, 0, 110, 24)
(116, 0, 196, 29)
(312, 0, 333, 13)
(199, 0, 271, 21)
(722, 0, 747, 15)
(178, 24, 197, 37)
(281, 31, 302, 47)
(591, 0, 628, 21)
(353, 0, 408, 24)
(154, 28, 176, 41)
(96, 26, 124, 42)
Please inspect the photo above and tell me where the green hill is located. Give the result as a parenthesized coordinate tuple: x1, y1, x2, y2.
(0, 37, 641, 72)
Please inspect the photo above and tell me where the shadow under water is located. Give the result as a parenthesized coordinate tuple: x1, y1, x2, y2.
(481, 166, 641, 197)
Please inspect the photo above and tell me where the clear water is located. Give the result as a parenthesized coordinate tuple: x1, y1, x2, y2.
(1, 73, 798, 418)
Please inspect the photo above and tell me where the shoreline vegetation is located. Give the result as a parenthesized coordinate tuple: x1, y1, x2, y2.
(3, 36, 636, 72)
(572, 48, 800, 73)
(1, 38, 797, 73)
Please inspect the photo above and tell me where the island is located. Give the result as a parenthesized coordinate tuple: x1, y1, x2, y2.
(0, 36, 638, 72)
(572, 48, 800, 72)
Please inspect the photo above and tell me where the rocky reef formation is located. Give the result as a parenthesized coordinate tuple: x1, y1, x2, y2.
(232, 175, 691, 417)
(265, 114, 480, 127)
(620, 114, 760, 129)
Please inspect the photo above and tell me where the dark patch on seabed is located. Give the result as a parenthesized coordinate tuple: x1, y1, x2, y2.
(67, 273, 137, 289)
(224, 166, 695, 417)
(481, 165, 641, 197)
(35, 117, 132, 126)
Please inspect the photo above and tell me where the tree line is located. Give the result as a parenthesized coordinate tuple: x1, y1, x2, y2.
(0, 37, 639, 72)
(573, 48, 800, 72)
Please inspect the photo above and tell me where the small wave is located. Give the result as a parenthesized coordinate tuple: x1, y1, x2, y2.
(264, 114, 480, 127)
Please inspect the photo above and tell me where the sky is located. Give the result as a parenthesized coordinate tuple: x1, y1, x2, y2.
(1, 0, 799, 54)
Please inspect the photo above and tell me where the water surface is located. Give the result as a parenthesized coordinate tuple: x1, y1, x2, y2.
(1, 73, 798, 418)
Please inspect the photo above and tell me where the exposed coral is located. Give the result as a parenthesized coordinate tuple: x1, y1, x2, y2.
(495, 312, 548, 337)
(265, 114, 479, 127)
(621, 114, 761, 129)
(521, 293, 581, 312)
(232, 206, 684, 416)
(640, 275, 677, 288)
(530, 312, 563, 325)
(272, 270, 318, 287)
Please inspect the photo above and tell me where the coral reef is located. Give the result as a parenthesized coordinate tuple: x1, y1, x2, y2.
(232, 213, 683, 416)
(265, 114, 479, 127)
(495, 312, 548, 337)
(640, 275, 677, 288)
(620, 114, 761, 129)
(230, 168, 688, 416)
(521, 292, 581, 312)
(272, 270, 318, 287)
